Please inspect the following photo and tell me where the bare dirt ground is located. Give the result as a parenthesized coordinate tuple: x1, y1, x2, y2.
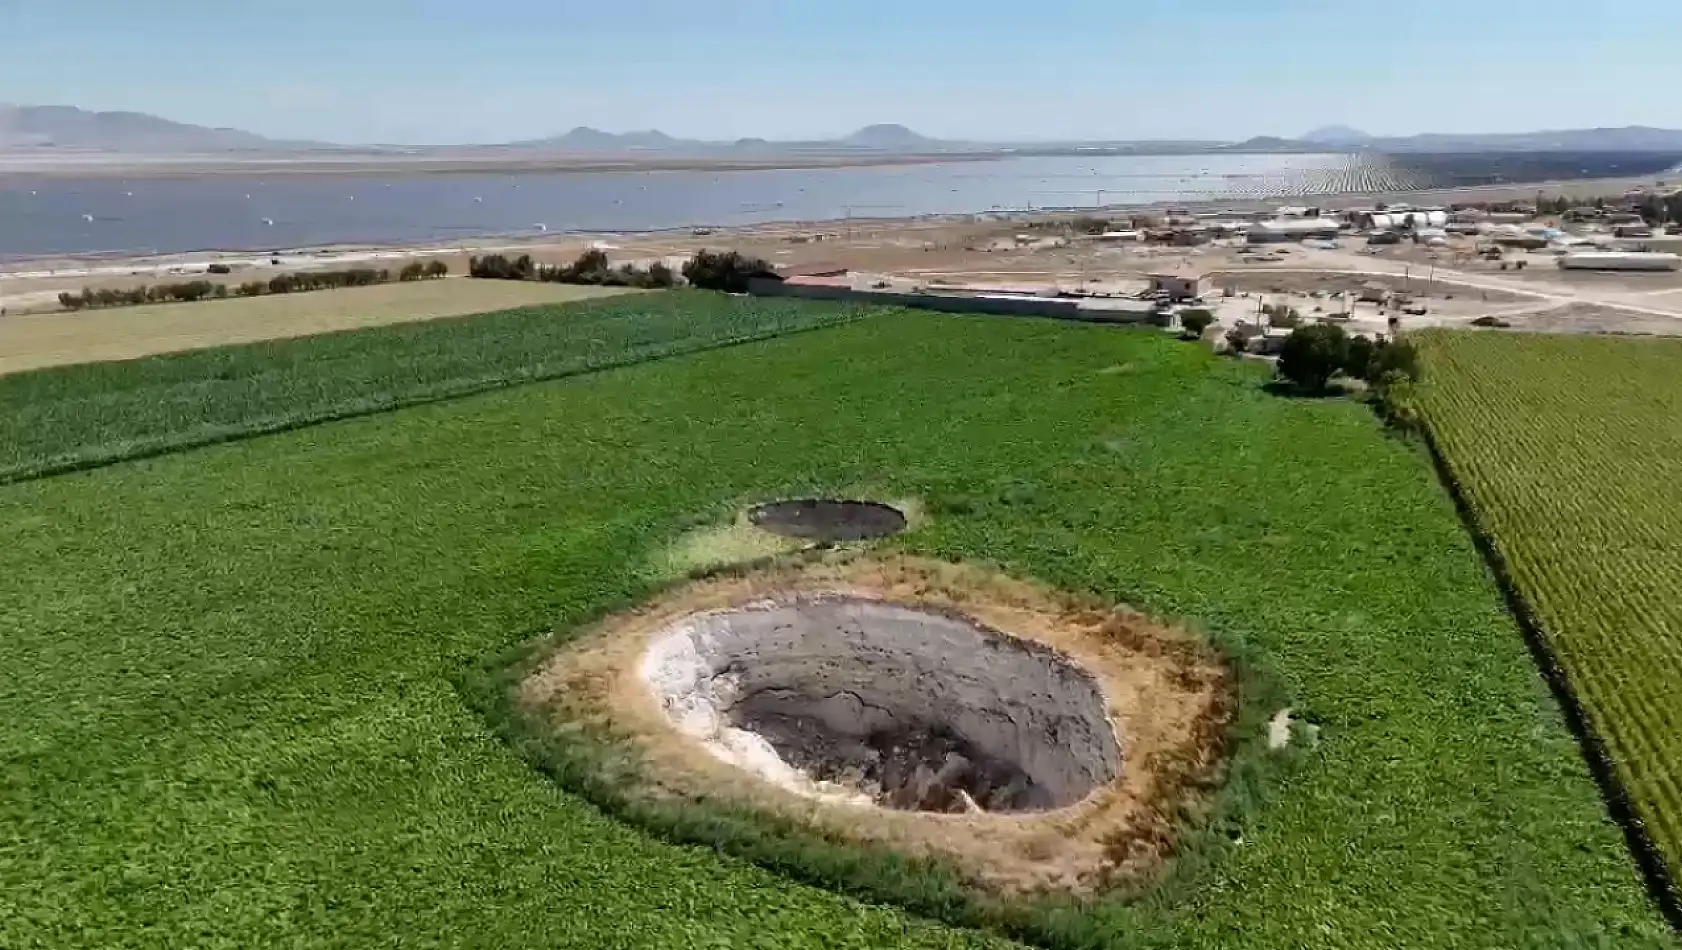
(0, 279, 636, 374)
(521, 553, 1230, 895)
(1505, 304, 1682, 337)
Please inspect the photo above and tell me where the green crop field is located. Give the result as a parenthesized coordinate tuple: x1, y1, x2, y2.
(0, 305, 1673, 949)
(0, 290, 874, 484)
(1418, 329, 1682, 903)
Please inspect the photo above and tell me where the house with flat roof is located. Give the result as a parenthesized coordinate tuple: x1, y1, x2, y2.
(1147, 268, 1204, 302)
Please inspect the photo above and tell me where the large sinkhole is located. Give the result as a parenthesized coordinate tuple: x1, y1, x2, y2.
(747, 500, 907, 543)
(640, 596, 1122, 813)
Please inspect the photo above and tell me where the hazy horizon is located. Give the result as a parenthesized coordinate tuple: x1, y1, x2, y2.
(5, 0, 1681, 146)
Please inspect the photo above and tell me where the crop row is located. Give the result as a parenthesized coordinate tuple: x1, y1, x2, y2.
(1417, 329, 1682, 897)
(0, 290, 879, 484)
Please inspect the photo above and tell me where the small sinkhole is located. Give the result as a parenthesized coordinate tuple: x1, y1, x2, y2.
(747, 500, 907, 543)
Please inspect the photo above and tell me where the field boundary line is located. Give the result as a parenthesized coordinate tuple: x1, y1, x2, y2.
(0, 312, 875, 487)
(1416, 414, 1682, 931)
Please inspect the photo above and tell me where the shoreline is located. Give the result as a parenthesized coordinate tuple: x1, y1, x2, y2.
(1, 173, 1668, 292)
(0, 150, 1005, 181)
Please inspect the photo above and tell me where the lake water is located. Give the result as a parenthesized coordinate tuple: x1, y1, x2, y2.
(0, 153, 1389, 261)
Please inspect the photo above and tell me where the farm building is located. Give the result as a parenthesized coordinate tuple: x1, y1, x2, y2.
(1360, 210, 1449, 230)
(1557, 251, 1682, 272)
(1358, 281, 1391, 304)
(1147, 269, 1204, 302)
(1248, 218, 1342, 243)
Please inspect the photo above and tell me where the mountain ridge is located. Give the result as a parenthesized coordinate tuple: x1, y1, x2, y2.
(7, 104, 1682, 155)
(0, 103, 315, 151)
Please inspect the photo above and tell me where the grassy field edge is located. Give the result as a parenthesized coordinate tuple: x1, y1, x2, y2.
(1414, 366, 1682, 930)
(0, 294, 877, 486)
(457, 549, 1299, 950)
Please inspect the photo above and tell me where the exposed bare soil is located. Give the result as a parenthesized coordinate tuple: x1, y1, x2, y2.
(1205, 269, 1531, 304)
(0, 279, 638, 375)
(520, 554, 1232, 894)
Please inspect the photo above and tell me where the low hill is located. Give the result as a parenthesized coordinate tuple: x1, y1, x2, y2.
(0, 104, 296, 152)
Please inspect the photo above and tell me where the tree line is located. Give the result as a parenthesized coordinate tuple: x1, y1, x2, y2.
(468, 250, 676, 289)
(468, 248, 775, 293)
(58, 260, 449, 312)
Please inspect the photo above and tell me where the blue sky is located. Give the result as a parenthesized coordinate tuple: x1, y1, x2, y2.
(4, 0, 1679, 145)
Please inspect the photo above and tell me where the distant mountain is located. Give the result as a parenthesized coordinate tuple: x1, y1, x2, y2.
(1374, 126, 1682, 152)
(1217, 135, 1326, 153)
(1287, 124, 1682, 153)
(0, 104, 299, 152)
(510, 123, 946, 153)
(838, 124, 939, 149)
(1301, 125, 1373, 146)
(518, 126, 686, 150)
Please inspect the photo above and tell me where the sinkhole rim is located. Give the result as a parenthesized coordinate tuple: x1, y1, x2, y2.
(519, 554, 1233, 893)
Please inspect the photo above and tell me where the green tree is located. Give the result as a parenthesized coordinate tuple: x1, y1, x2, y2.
(1344, 334, 1379, 381)
(1179, 308, 1215, 338)
(1277, 323, 1350, 393)
(1371, 337, 1421, 383)
(681, 249, 775, 293)
(644, 261, 676, 288)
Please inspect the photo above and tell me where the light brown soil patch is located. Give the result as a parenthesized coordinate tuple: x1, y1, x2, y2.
(0, 279, 638, 375)
(519, 553, 1231, 894)
(1206, 269, 1532, 304)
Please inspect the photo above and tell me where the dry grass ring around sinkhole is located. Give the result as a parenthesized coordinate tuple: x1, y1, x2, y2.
(519, 554, 1233, 894)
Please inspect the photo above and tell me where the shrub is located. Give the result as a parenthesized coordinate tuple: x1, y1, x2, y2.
(1223, 326, 1250, 354)
(423, 260, 448, 279)
(644, 260, 675, 289)
(1277, 323, 1350, 392)
(681, 249, 775, 293)
(58, 292, 84, 311)
(469, 254, 536, 281)
(1370, 338, 1421, 383)
(399, 262, 428, 282)
(1470, 316, 1511, 328)
(1179, 308, 1216, 338)
(566, 249, 610, 282)
(213, 284, 229, 299)
(236, 281, 265, 297)
(1344, 334, 1379, 380)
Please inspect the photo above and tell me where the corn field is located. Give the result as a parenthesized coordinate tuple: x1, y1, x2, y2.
(1418, 329, 1682, 891)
